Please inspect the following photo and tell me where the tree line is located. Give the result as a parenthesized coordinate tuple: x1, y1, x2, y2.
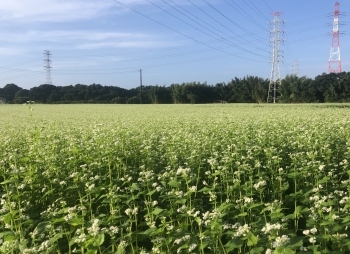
(1, 72, 350, 104)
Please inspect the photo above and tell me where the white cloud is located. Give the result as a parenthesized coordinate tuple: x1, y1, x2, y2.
(0, 47, 26, 55)
(0, 0, 118, 22)
(0, 30, 149, 43)
(0, 29, 179, 50)
(0, 0, 200, 23)
(76, 41, 164, 50)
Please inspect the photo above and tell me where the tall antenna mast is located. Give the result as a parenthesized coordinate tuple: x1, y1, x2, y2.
(267, 12, 284, 103)
(328, 2, 342, 73)
(43, 50, 52, 85)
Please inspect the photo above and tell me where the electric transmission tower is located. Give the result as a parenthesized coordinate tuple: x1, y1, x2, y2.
(43, 50, 52, 85)
(267, 12, 284, 103)
(328, 2, 342, 73)
(292, 60, 299, 77)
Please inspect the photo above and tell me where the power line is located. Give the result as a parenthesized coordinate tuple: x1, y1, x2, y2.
(262, 0, 274, 13)
(222, 0, 269, 33)
(166, 0, 269, 53)
(244, 0, 270, 22)
(146, 0, 268, 59)
(113, 0, 268, 62)
(202, 0, 268, 43)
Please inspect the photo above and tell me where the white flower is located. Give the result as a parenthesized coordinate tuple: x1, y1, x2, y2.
(109, 226, 119, 235)
(234, 224, 250, 237)
(253, 180, 266, 190)
(309, 237, 316, 244)
(87, 219, 100, 236)
(332, 233, 348, 239)
(310, 227, 317, 234)
(273, 235, 290, 248)
(125, 208, 132, 216)
(262, 223, 282, 234)
(303, 230, 310, 235)
(189, 243, 197, 252)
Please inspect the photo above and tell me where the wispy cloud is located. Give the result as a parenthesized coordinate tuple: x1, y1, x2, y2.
(0, 0, 118, 22)
(0, 47, 26, 56)
(0, 29, 180, 50)
(76, 41, 169, 50)
(0, 0, 200, 23)
(0, 30, 148, 43)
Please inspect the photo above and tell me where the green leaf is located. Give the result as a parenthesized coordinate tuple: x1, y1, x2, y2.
(218, 203, 236, 212)
(131, 183, 139, 190)
(275, 247, 295, 254)
(143, 227, 157, 235)
(5, 234, 18, 241)
(288, 236, 303, 249)
(0, 231, 15, 238)
(197, 187, 212, 192)
(0, 179, 16, 185)
(68, 217, 84, 226)
(93, 233, 105, 246)
(20, 157, 30, 163)
(49, 233, 63, 244)
(246, 232, 258, 246)
(249, 247, 264, 254)
(235, 212, 247, 217)
(152, 208, 164, 215)
(175, 198, 186, 204)
(224, 238, 244, 251)
(168, 180, 180, 187)
(35, 221, 51, 235)
(248, 202, 263, 210)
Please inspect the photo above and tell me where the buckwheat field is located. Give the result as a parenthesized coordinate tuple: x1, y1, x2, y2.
(1, 104, 350, 254)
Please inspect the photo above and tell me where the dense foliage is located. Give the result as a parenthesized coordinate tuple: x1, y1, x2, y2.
(2, 72, 350, 104)
(1, 104, 350, 253)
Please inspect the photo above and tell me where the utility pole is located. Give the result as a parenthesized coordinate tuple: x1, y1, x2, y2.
(328, 2, 342, 73)
(267, 12, 284, 103)
(140, 69, 143, 104)
(43, 50, 52, 85)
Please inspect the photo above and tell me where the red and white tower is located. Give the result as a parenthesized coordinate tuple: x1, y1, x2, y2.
(328, 2, 342, 73)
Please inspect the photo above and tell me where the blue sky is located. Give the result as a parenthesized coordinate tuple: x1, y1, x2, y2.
(0, 0, 349, 90)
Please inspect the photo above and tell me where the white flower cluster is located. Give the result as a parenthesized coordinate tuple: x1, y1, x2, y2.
(264, 200, 282, 212)
(261, 222, 282, 234)
(235, 197, 253, 208)
(253, 179, 266, 190)
(303, 227, 317, 235)
(87, 219, 100, 236)
(272, 235, 290, 248)
(234, 223, 250, 237)
(74, 229, 86, 244)
(176, 166, 191, 176)
(138, 170, 154, 182)
(125, 207, 138, 216)
(332, 233, 348, 239)
(202, 209, 222, 226)
(174, 235, 190, 245)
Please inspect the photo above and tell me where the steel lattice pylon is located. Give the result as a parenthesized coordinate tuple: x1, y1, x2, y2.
(43, 50, 52, 85)
(328, 2, 342, 73)
(267, 12, 283, 103)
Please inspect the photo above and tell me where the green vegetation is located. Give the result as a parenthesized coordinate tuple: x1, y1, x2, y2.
(1, 104, 350, 253)
(2, 72, 350, 104)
